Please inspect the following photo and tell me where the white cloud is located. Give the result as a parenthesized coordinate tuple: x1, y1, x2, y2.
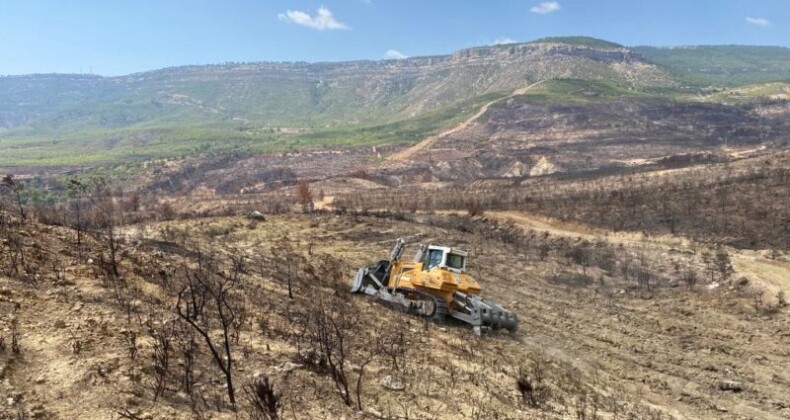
(493, 36, 517, 45)
(384, 49, 407, 59)
(531, 1, 560, 15)
(277, 6, 349, 30)
(745, 17, 770, 27)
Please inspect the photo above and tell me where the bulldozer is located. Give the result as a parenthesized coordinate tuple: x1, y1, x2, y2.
(351, 238, 518, 334)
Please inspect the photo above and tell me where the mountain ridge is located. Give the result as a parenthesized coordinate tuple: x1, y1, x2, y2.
(1, 36, 789, 167)
(5, 36, 790, 79)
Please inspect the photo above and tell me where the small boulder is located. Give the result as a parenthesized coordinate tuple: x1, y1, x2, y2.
(279, 361, 302, 374)
(380, 375, 405, 391)
(53, 320, 67, 329)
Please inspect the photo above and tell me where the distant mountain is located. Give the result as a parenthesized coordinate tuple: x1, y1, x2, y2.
(0, 38, 672, 130)
(1, 37, 788, 167)
(635, 45, 790, 85)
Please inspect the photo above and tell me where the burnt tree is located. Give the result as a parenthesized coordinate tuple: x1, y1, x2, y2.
(176, 255, 245, 409)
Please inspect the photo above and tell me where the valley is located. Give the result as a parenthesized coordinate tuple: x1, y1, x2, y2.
(0, 36, 789, 420)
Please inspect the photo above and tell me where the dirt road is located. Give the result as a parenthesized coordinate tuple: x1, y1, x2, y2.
(483, 210, 790, 297)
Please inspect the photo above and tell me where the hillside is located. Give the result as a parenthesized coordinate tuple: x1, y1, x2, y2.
(394, 78, 790, 176)
(1, 37, 676, 167)
(1, 198, 788, 419)
(167, 78, 781, 197)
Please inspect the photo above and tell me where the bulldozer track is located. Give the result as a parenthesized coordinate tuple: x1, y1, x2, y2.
(377, 287, 448, 321)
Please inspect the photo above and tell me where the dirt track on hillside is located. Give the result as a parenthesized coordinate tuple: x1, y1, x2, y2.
(388, 81, 545, 161)
(484, 210, 790, 299)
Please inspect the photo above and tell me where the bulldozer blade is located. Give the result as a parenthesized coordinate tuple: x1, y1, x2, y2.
(351, 267, 385, 295)
(351, 267, 437, 317)
(350, 268, 367, 293)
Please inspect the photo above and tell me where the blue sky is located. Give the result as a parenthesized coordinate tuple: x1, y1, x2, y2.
(1, 0, 787, 76)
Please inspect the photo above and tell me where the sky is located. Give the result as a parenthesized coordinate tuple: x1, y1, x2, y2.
(0, 0, 787, 76)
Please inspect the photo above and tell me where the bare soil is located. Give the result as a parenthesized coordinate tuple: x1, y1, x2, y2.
(1, 212, 788, 419)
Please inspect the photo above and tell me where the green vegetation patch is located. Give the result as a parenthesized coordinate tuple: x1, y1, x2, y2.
(695, 82, 790, 104)
(0, 92, 506, 167)
(270, 92, 506, 151)
(635, 45, 790, 86)
(531, 36, 624, 50)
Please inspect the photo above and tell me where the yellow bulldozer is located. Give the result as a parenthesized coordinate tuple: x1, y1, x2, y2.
(351, 238, 518, 334)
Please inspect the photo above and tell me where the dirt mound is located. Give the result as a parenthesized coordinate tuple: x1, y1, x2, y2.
(528, 155, 560, 177)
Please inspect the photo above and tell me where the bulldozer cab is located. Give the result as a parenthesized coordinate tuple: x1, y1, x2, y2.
(422, 245, 468, 273)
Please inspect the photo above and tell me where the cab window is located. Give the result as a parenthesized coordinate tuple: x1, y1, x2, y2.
(426, 249, 443, 269)
(446, 253, 465, 270)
